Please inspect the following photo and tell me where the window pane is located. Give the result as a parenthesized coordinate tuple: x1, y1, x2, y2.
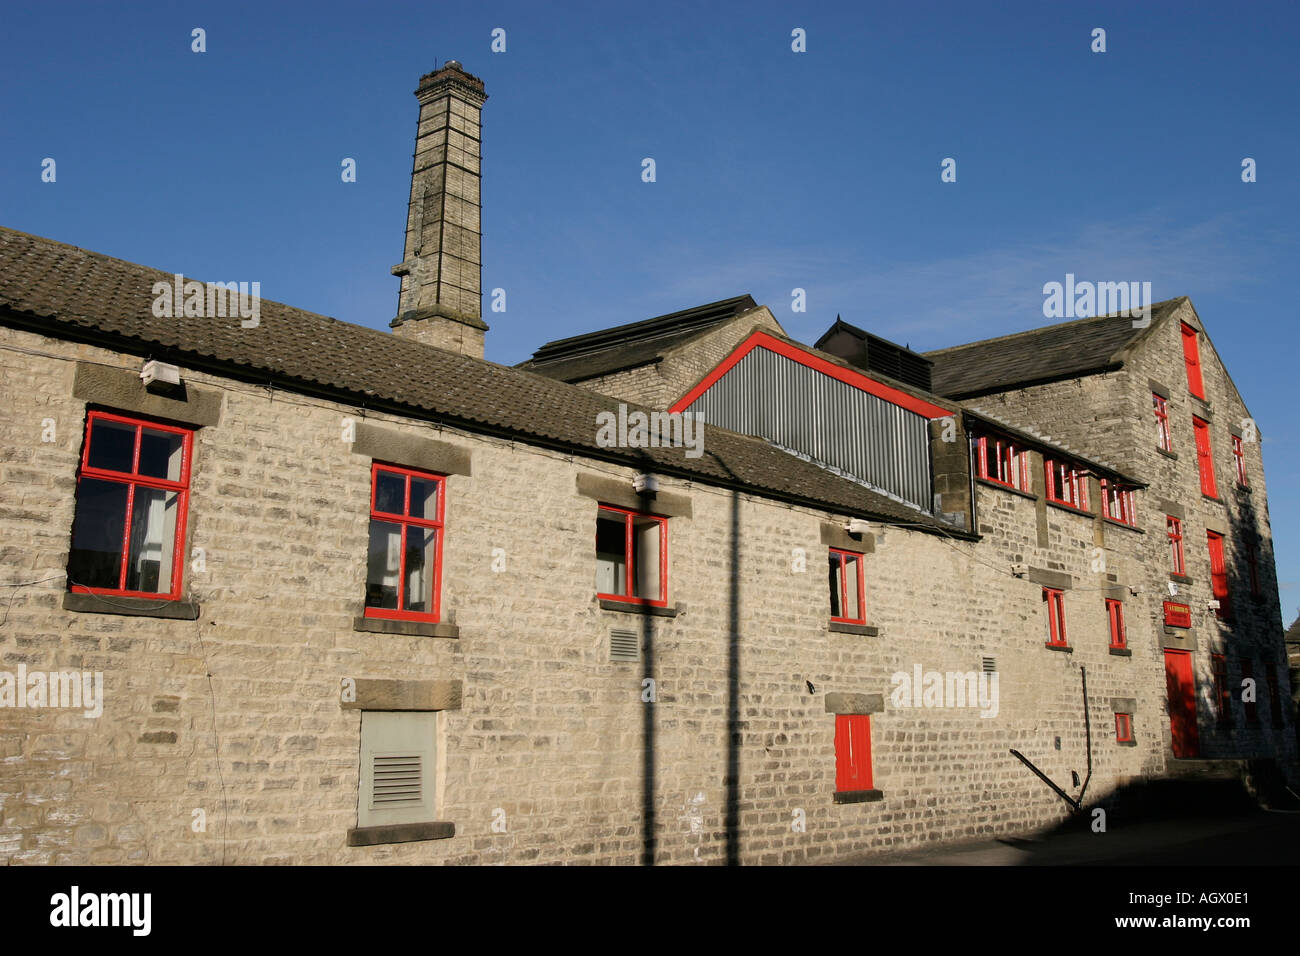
(408, 476, 439, 521)
(404, 527, 437, 613)
(981, 441, 996, 479)
(374, 471, 405, 516)
(68, 478, 129, 589)
(138, 427, 185, 481)
(86, 419, 136, 474)
(828, 552, 843, 617)
(842, 553, 861, 620)
(365, 520, 403, 609)
(596, 512, 627, 596)
(125, 486, 180, 593)
(632, 516, 662, 600)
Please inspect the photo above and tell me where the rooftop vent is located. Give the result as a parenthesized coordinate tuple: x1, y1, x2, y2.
(814, 317, 934, 393)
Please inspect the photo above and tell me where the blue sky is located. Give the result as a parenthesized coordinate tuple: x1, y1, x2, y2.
(3, 0, 1298, 613)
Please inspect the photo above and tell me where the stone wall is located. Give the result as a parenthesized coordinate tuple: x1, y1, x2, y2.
(0, 321, 1177, 865)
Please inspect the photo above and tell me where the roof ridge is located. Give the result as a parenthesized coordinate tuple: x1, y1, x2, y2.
(526, 294, 756, 363)
(924, 297, 1186, 356)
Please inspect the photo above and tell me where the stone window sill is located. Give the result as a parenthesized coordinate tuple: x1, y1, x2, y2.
(1202, 494, 1224, 505)
(1046, 500, 1093, 519)
(63, 592, 200, 620)
(829, 621, 879, 636)
(834, 789, 883, 805)
(353, 616, 460, 639)
(347, 822, 455, 846)
(1156, 447, 1179, 460)
(1044, 642, 1073, 653)
(1117, 740, 1137, 748)
(1102, 517, 1143, 533)
(976, 477, 1037, 502)
(1109, 646, 1132, 657)
(1170, 574, 1193, 585)
(598, 597, 680, 617)
(1235, 484, 1252, 495)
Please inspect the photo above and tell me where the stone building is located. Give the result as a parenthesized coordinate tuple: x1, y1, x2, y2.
(0, 61, 1294, 865)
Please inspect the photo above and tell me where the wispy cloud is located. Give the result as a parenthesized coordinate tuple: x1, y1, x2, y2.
(643, 207, 1280, 350)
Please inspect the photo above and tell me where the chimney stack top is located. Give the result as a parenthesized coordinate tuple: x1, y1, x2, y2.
(417, 60, 486, 98)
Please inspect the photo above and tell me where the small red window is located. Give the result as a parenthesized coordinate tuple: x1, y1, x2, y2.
(1232, 435, 1248, 487)
(1044, 588, 1068, 647)
(1181, 322, 1204, 399)
(828, 547, 866, 624)
(975, 434, 1030, 491)
(1106, 599, 1126, 649)
(1193, 417, 1217, 498)
(1115, 713, 1133, 743)
(68, 410, 193, 600)
(364, 462, 446, 622)
(596, 504, 668, 606)
(1166, 516, 1185, 575)
(1100, 479, 1136, 527)
(1241, 659, 1258, 725)
(1207, 531, 1230, 620)
(1212, 653, 1231, 725)
(1044, 459, 1089, 510)
(1152, 393, 1172, 452)
(834, 714, 873, 792)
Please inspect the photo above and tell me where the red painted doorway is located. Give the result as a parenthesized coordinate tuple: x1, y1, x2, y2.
(1164, 649, 1200, 758)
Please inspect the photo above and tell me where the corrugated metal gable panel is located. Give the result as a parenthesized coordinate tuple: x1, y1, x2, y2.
(686, 348, 933, 511)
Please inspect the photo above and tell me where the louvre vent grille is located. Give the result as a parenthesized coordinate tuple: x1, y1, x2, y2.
(610, 628, 640, 662)
(372, 754, 422, 806)
(982, 656, 997, 673)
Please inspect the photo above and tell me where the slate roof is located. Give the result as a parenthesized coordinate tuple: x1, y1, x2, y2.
(925, 298, 1184, 399)
(518, 294, 758, 383)
(0, 227, 954, 532)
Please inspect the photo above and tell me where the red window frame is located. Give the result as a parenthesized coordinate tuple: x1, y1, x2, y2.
(1212, 653, 1231, 725)
(363, 462, 446, 622)
(1166, 516, 1185, 575)
(1044, 458, 1089, 511)
(1105, 598, 1126, 649)
(1241, 659, 1258, 725)
(1100, 479, 1136, 526)
(1192, 417, 1217, 498)
(1232, 435, 1248, 487)
(595, 504, 668, 607)
(834, 714, 873, 792)
(1114, 713, 1133, 743)
(1044, 587, 1068, 647)
(1181, 322, 1205, 399)
(1152, 393, 1173, 451)
(70, 409, 193, 600)
(828, 547, 867, 624)
(975, 434, 1030, 491)
(1206, 531, 1230, 620)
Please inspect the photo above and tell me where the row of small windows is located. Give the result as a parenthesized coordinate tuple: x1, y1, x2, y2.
(68, 409, 870, 627)
(974, 433, 1138, 527)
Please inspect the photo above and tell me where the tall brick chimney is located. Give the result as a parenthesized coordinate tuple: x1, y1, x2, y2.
(390, 61, 488, 357)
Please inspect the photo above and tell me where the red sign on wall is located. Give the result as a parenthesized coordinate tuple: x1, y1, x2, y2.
(1164, 601, 1192, 628)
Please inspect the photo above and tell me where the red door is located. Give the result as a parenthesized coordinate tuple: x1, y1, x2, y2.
(1164, 649, 1200, 758)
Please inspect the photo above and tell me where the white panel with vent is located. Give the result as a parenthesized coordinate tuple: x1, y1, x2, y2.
(358, 711, 437, 828)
